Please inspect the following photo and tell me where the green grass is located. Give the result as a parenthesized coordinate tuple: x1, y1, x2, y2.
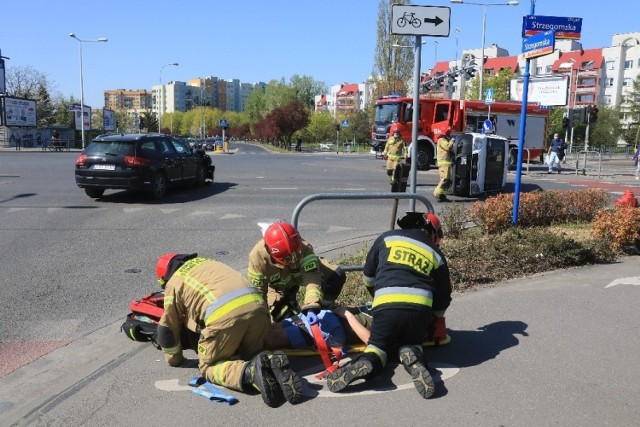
(331, 223, 619, 305)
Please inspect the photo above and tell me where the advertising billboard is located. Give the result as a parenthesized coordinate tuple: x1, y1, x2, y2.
(72, 104, 91, 131)
(1, 97, 37, 127)
(103, 108, 116, 131)
(510, 76, 569, 106)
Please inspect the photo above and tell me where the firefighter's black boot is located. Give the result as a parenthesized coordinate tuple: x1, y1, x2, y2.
(326, 353, 380, 393)
(242, 352, 285, 408)
(399, 345, 435, 399)
(269, 351, 303, 404)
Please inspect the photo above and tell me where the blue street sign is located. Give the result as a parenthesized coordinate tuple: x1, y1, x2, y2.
(522, 30, 555, 59)
(522, 15, 582, 40)
(482, 119, 494, 134)
(341, 119, 350, 128)
(484, 88, 494, 105)
(219, 119, 228, 128)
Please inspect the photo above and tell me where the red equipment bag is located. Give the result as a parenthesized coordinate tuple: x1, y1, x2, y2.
(121, 291, 165, 348)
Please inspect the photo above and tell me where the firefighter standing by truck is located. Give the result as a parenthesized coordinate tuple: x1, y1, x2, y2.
(326, 211, 452, 399)
(247, 221, 346, 322)
(383, 130, 408, 184)
(155, 253, 303, 408)
(434, 128, 454, 202)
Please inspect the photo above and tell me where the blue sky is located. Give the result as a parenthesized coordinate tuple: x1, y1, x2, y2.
(1, 0, 637, 108)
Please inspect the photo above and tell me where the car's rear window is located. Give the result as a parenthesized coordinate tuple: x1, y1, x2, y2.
(85, 141, 136, 156)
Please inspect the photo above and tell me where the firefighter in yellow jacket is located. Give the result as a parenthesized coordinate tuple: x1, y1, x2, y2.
(247, 221, 346, 322)
(155, 253, 303, 408)
(382, 130, 408, 184)
(433, 127, 454, 202)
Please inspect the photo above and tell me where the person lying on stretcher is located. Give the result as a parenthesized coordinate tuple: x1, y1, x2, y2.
(267, 305, 447, 351)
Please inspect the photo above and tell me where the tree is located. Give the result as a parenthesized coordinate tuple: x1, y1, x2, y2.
(625, 74, 640, 146)
(588, 105, 622, 149)
(290, 75, 327, 108)
(465, 68, 514, 101)
(627, 74, 640, 122)
(299, 111, 335, 144)
(5, 65, 58, 128)
(245, 86, 266, 125)
(261, 100, 310, 149)
(141, 111, 157, 133)
(372, 0, 415, 97)
(50, 94, 78, 128)
(348, 108, 374, 146)
(263, 79, 298, 113)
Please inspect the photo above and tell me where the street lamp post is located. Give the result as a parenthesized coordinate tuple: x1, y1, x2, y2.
(69, 33, 108, 149)
(455, 28, 461, 64)
(434, 40, 439, 65)
(450, 0, 519, 100)
(560, 59, 576, 146)
(158, 63, 178, 134)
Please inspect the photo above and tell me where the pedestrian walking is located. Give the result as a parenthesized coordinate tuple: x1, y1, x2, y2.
(548, 133, 566, 174)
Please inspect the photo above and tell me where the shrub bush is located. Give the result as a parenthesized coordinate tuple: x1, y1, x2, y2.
(591, 206, 640, 252)
(467, 189, 610, 234)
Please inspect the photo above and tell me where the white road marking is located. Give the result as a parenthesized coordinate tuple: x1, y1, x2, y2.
(605, 276, 640, 288)
(155, 362, 460, 398)
(261, 188, 298, 190)
(220, 213, 246, 219)
(327, 225, 354, 233)
(155, 379, 192, 392)
(7, 208, 27, 212)
(160, 208, 180, 214)
(123, 207, 146, 213)
(301, 362, 459, 398)
(189, 211, 217, 216)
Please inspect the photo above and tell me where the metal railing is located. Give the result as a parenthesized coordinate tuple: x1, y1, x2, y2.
(290, 192, 435, 272)
(575, 150, 602, 177)
(510, 147, 531, 174)
(43, 139, 70, 151)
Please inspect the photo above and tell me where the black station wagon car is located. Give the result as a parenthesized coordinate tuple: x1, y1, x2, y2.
(75, 133, 214, 199)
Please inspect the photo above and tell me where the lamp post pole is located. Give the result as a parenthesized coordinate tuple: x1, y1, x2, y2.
(158, 63, 178, 134)
(560, 59, 576, 145)
(69, 33, 108, 149)
(455, 28, 461, 65)
(450, 0, 519, 100)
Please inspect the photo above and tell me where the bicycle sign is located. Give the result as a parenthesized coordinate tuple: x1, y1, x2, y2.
(397, 11, 422, 29)
(391, 5, 450, 37)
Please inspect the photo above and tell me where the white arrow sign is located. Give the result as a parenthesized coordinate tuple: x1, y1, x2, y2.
(391, 5, 451, 37)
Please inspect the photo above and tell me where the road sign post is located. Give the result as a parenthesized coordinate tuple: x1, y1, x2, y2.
(391, 4, 450, 211)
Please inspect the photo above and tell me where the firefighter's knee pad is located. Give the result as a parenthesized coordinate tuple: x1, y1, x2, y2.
(157, 324, 178, 349)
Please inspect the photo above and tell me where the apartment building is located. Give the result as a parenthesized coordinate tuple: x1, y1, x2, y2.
(314, 83, 370, 114)
(422, 32, 640, 130)
(107, 77, 265, 120)
(103, 89, 153, 118)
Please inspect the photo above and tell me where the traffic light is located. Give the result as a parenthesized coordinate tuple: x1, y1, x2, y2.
(464, 67, 477, 79)
(447, 73, 458, 87)
(562, 116, 569, 129)
(589, 106, 599, 123)
(335, 124, 340, 132)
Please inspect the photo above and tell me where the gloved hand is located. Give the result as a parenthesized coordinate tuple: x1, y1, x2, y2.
(383, 154, 388, 160)
(305, 311, 319, 325)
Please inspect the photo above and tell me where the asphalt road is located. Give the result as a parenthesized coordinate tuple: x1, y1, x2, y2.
(0, 143, 639, 426)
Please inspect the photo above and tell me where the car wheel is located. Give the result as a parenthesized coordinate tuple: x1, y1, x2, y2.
(417, 146, 432, 171)
(150, 172, 167, 199)
(508, 151, 518, 170)
(84, 188, 105, 198)
(195, 165, 206, 187)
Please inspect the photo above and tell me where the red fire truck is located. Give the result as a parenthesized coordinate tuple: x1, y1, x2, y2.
(371, 95, 549, 170)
